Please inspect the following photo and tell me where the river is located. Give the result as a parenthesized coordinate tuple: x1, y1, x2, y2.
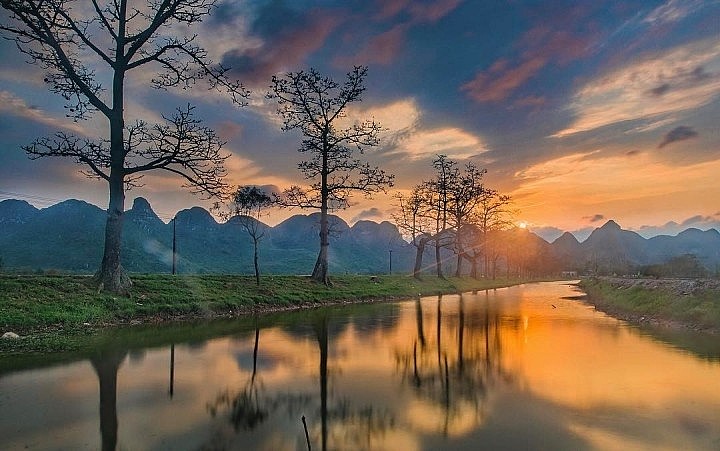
(1, 281, 719, 450)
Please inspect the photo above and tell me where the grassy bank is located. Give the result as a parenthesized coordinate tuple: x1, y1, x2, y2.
(1, 273, 531, 353)
(578, 277, 720, 332)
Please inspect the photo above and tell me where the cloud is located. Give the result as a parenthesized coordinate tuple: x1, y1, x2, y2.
(394, 127, 488, 160)
(583, 214, 605, 223)
(462, 57, 546, 103)
(658, 125, 698, 148)
(644, 0, 703, 26)
(343, 97, 486, 160)
(339, 0, 461, 67)
(530, 226, 565, 243)
(0, 90, 88, 135)
(335, 24, 408, 66)
(462, 8, 599, 104)
(570, 227, 595, 243)
(344, 98, 420, 135)
(351, 207, 384, 223)
(375, 0, 462, 23)
(510, 150, 720, 233)
(634, 214, 720, 237)
(221, 9, 342, 86)
(553, 38, 720, 137)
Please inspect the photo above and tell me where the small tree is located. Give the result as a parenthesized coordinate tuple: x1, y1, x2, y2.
(0, 0, 248, 293)
(268, 66, 393, 285)
(227, 186, 273, 286)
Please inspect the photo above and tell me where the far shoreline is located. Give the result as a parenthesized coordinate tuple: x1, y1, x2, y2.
(577, 277, 720, 335)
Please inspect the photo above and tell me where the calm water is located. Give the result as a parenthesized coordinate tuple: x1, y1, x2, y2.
(2, 281, 719, 450)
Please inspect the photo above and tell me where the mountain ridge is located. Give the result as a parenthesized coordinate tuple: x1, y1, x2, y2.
(0, 198, 718, 275)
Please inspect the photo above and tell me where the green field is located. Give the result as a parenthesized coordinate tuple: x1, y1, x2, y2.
(578, 277, 720, 332)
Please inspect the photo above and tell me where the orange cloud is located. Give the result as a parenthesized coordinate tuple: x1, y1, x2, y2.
(510, 150, 720, 230)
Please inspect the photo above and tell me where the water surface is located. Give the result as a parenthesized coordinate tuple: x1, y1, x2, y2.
(1, 281, 719, 450)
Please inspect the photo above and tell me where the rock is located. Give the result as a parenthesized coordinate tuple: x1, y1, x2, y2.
(2, 332, 20, 339)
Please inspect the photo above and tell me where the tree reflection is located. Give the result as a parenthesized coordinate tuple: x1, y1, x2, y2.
(395, 292, 514, 435)
(309, 312, 395, 451)
(90, 349, 128, 451)
(207, 322, 268, 431)
(206, 309, 396, 450)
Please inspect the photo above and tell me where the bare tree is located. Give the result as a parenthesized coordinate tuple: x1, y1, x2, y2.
(393, 185, 434, 279)
(226, 186, 273, 286)
(268, 66, 393, 285)
(427, 155, 457, 279)
(474, 190, 513, 278)
(0, 0, 248, 293)
(447, 161, 487, 277)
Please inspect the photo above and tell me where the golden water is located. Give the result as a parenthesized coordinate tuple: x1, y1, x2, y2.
(2, 281, 719, 450)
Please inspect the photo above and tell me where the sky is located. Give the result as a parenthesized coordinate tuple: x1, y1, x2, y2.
(1, 0, 719, 242)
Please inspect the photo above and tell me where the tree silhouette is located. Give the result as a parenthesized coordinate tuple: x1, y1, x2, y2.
(224, 186, 274, 286)
(0, 0, 247, 293)
(268, 66, 393, 285)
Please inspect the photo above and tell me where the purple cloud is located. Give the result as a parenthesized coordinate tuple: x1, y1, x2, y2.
(658, 126, 698, 148)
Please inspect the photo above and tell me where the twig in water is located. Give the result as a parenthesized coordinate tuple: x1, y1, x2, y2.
(302, 415, 312, 451)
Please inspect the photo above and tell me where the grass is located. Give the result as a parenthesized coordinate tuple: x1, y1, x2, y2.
(0, 273, 534, 355)
(578, 278, 720, 331)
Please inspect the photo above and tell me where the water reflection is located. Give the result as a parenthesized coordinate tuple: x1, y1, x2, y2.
(1, 282, 720, 450)
(395, 294, 510, 437)
(90, 349, 127, 451)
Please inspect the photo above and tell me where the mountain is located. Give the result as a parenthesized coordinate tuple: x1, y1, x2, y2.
(548, 220, 720, 274)
(1, 198, 717, 276)
(0, 198, 415, 274)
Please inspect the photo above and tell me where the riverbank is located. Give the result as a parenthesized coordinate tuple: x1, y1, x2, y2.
(578, 277, 720, 333)
(1, 273, 535, 354)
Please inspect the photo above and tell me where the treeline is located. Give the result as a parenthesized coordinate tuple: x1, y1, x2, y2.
(394, 155, 547, 280)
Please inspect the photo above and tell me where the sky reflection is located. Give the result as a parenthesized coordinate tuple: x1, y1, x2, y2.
(1, 282, 719, 450)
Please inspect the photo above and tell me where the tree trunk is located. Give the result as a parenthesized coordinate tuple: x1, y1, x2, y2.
(95, 169, 131, 294)
(455, 252, 463, 278)
(253, 236, 260, 286)
(95, 36, 130, 294)
(435, 239, 444, 279)
(413, 238, 426, 279)
(470, 256, 478, 279)
(311, 215, 330, 284)
(312, 148, 331, 285)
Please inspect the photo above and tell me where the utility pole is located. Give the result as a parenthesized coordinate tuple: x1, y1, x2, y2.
(172, 217, 177, 275)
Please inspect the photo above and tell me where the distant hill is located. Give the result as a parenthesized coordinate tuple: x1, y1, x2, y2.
(548, 220, 720, 274)
(0, 198, 717, 275)
(0, 197, 416, 274)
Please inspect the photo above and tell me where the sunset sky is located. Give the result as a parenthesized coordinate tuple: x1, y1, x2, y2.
(1, 0, 719, 241)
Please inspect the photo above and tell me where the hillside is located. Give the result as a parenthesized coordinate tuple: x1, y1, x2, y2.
(0, 198, 416, 274)
(0, 198, 718, 275)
